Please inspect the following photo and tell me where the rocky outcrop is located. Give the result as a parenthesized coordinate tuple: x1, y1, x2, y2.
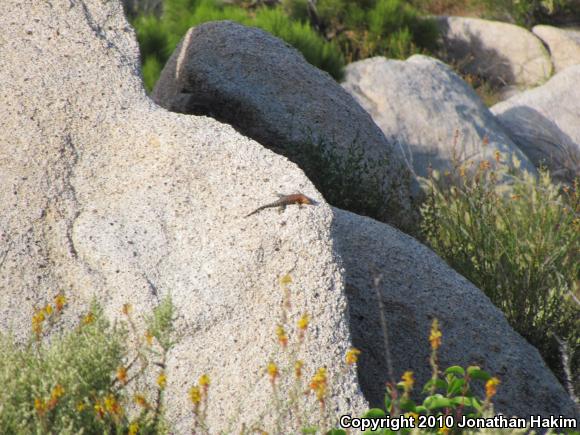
(152, 21, 418, 230)
(333, 207, 579, 420)
(0, 1, 365, 432)
(533, 25, 580, 73)
(437, 16, 552, 88)
(491, 66, 580, 182)
(0, 0, 577, 431)
(342, 56, 536, 179)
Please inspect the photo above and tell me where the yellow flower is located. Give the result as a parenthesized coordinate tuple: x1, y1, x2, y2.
(485, 377, 501, 399)
(309, 367, 328, 402)
(438, 423, 450, 434)
(429, 319, 442, 350)
(44, 304, 53, 316)
(104, 394, 122, 415)
(51, 384, 64, 401)
(122, 303, 132, 316)
(297, 313, 310, 330)
(116, 366, 128, 384)
(345, 348, 361, 365)
(199, 374, 210, 389)
(402, 371, 414, 392)
(267, 362, 279, 383)
(157, 372, 167, 390)
(280, 274, 292, 286)
(76, 402, 86, 412)
(54, 294, 66, 312)
(94, 401, 105, 419)
(128, 422, 139, 435)
(295, 360, 304, 378)
(189, 386, 202, 405)
(82, 312, 95, 325)
(32, 310, 45, 337)
(276, 325, 288, 348)
(134, 394, 150, 409)
(145, 330, 154, 346)
(34, 397, 46, 415)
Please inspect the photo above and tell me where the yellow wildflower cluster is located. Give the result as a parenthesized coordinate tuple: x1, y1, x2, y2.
(276, 325, 288, 348)
(267, 362, 279, 385)
(157, 372, 167, 390)
(401, 371, 414, 393)
(116, 366, 128, 385)
(294, 360, 304, 379)
(429, 319, 442, 350)
(309, 367, 328, 404)
(31, 293, 66, 337)
(128, 422, 139, 435)
(345, 348, 361, 366)
(189, 374, 210, 407)
(485, 377, 501, 399)
(82, 312, 95, 325)
(134, 394, 150, 409)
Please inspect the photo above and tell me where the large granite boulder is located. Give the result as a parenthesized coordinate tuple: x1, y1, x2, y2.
(437, 16, 552, 88)
(333, 208, 579, 421)
(532, 25, 580, 73)
(0, 1, 365, 432)
(152, 21, 418, 230)
(342, 56, 536, 179)
(491, 66, 580, 183)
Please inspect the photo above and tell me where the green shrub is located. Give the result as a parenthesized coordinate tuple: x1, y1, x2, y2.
(421, 158, 579, 392)
(476, 0, 577, 27)
(282, 0, 439, 61)
(132, 0, 344, 91)
(0, 296, 177, 434)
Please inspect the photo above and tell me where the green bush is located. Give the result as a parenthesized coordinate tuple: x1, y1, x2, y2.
(476, 0, 578, 27)
(282, 0, 439, 61)
(421, 158, 579, 392)
(133, 0, 344, 91)
(0, 296, 177, 434)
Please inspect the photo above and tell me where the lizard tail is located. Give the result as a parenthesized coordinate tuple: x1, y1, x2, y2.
(245, 207, 262, 218)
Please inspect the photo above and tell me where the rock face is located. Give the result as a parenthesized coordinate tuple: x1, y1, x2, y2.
(152, 21, 418, 230)
(491, 66, 580, 182)
(332, 208, 579, 420)
(0, 1, 365, 432)
(437, 16, 552, 88)
(533, 25, 580, 73)
(342, 56, 536, 179)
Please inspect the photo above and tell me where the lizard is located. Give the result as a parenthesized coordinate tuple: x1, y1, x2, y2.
(245, 193, 314, 217)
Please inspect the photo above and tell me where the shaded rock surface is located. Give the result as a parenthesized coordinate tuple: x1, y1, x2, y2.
(437, 16, 552, 88)
(533, 25, 580, 73)
(152, 21, 418, 230)
(342, 56, 536, 179)
(491, 66, 580, 182)
(333, 207, 579, 420)
(0, 1, 365, 432)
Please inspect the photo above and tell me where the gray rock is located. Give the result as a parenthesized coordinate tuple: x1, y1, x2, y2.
(491, 66, 580, 182)
(333, 207, 579, 420)
(342, 56, 537, 179)
(437, 16, 552, 88)
(152, 21, 418, 230)
(533, 25, 580, 73)
(0, 1, 365, 432)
